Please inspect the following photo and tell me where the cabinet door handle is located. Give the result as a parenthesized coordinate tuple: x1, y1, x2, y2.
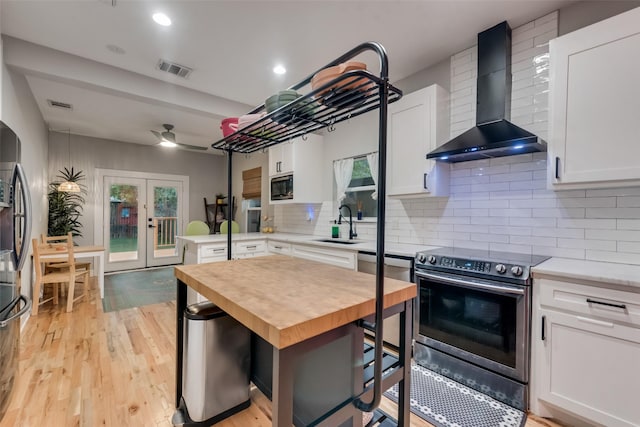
(274, 246, 283, 249)
(555, 157, 560, 180)
(586, 298, 627, 310)
(246, 245, 257, 250)
(541, 315, 546, 341)
(423, 173, 428, 190)
(212, 248, 225, 253)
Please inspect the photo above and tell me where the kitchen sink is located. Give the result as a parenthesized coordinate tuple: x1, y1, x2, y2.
(314, 238, 362, 245)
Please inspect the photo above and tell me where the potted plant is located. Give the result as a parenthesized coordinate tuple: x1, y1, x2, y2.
(48, 167, 87, 238)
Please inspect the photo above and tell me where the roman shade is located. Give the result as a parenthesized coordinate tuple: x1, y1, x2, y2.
(242, 167, 261, 199)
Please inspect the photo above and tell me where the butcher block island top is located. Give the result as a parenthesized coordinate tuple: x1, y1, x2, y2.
(174, 255, 417, 349)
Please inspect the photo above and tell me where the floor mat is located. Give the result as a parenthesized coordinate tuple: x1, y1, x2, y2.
(384, 362, 526, 427)
(102, 267, 176, 312)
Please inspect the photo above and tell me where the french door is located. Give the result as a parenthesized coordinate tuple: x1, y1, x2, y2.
(97, 170, 187, 272)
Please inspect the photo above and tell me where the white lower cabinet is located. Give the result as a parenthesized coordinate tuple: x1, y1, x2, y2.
(532, 278, 640, 427)
(267, 240, 292, 255)
(235, 240, 267, 259)
(290, 243, 356, 271)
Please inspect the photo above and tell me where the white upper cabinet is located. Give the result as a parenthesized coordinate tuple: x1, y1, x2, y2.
(268, 134, 324, 204)
(548, 7, 640, 190)
(387, 84, 450, 198)
(269, 143, 294, 176)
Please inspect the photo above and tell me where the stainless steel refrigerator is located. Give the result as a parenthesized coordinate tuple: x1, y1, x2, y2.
(0, 121, 32, 422)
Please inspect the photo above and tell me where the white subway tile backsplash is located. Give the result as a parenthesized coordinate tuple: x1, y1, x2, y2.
(532, 207, 585, 218)
(490, 226, 532, 236)
(472, 216, 509, 226)
(587, 229, 640, 242)
(617, 197, 640, 207)
(276, 12, 640, 266)
(491, 171, 534, 183)
(586, 250, 640, 265)
(489, 243, 532, 255)
(558, 218, 616, 229)
(455, 224, 488, 233)
(491, 190, 533, 200)
(532, 227, 583, 239)
(511, 235, 556, 247)
(510, 217, 556, 227)
(454, 240, 490, 250)
(557, 238, 616, 251)
(490, 208, 531, 218)
(617, 242, 640, 254)
(618, 220, 640, 230)
(586, 208, 640, 219)
(534, 246, 585, 259)
(472, 233, 509, 243)
(471, 199, 509, 209)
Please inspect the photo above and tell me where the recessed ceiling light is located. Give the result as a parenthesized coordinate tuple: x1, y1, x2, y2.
(152, 12, 171, 26)
(273, 64, 286, 75)
(159, 141, 177, 148)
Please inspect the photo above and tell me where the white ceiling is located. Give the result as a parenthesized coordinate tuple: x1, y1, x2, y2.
(1, 0, 577, 152)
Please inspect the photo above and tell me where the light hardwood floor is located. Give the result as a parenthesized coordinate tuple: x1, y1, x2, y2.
(1, 278, 565, 427)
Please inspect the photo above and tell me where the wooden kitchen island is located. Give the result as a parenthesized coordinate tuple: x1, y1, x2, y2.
(173, 255, 416, 427)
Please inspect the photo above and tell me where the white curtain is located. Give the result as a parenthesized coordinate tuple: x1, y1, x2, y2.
(334, 158, 354, 204)
(367, 152, 379, 200)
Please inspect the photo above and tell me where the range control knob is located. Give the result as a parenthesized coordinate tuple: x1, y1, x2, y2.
(511, 266, 524, 276)
(428, 255, 437, 265)
(417, 253, 427, 264)
(495, 264, 507, 274)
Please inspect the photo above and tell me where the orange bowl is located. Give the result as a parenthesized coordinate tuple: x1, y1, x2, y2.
(311, 61, 372, 96)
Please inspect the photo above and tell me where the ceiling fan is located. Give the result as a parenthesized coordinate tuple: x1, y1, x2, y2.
(150, 124, 208, 151)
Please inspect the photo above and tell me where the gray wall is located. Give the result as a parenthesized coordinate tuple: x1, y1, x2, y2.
(1, 67, 49, 308)
(48, 131, 227, 245)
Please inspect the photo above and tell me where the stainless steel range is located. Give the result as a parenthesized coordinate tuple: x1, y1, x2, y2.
(413, 247, 550, 411)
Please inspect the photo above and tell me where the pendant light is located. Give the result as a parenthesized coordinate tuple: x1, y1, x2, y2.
(57, 129, 81, 193)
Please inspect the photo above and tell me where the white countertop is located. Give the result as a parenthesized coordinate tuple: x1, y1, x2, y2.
(533, 257, 640, 292)
(176, 232, 436, 258)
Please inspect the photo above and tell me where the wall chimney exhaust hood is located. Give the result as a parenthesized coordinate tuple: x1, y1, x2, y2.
(427, 21, 546, 163)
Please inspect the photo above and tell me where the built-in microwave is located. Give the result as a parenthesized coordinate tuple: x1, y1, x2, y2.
(270, 174, 293, 201)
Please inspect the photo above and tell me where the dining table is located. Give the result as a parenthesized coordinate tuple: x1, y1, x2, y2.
(35, 245, 106, 298)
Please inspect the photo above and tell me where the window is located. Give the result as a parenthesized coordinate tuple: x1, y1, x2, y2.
(335, 154, 377, 219)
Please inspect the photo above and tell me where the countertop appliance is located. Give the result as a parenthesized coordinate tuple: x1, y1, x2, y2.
(0, 121, 32, 423)
(413, 247, 549, 411)
(427, 21, 546, 162)
(270, 174, 293, 201)
(357, 251, 414, 349)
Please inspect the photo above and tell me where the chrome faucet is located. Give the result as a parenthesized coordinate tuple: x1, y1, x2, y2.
(338, 204, 357, 240)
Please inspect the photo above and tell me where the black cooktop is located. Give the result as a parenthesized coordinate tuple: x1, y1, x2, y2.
(415, 247, 551, 284)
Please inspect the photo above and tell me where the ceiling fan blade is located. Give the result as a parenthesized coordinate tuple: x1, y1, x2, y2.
(176, 142, 209, 151)
(161, 131, 176, 143)
(150, 130, 163, 141)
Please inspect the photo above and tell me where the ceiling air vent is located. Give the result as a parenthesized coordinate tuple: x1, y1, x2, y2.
(47, 99, 73, 110)
(157, 59, 193, 78)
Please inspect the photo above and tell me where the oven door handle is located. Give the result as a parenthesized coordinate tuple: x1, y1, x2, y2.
(415, 270, 526, 296)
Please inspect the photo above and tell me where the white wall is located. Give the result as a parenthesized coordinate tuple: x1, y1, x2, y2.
(48, 131, 227, 245)
(1, 65, 49, 306)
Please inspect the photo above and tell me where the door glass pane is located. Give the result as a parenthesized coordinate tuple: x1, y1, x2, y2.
(152, 186, 177, 258)
(109, 184, 139, 262)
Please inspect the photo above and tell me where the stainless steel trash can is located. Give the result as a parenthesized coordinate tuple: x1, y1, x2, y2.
(181, 301, 250, 425)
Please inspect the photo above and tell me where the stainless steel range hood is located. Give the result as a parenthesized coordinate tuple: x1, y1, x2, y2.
(427, 21, 546, 163)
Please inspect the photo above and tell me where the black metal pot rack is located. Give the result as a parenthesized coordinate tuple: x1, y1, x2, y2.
(212, 41, 409, 425)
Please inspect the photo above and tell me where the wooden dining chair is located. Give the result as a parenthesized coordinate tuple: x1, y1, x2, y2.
(32, 236, 90, 315)
(40, 233, 91, 295)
